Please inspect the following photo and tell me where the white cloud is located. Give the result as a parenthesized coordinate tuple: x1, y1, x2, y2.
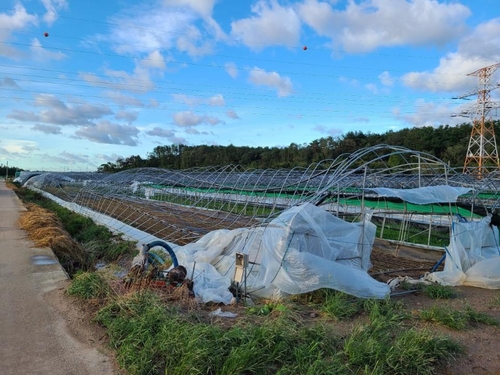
(90, 2, 223, 59)
(297, 0, 470, 53)
(30, 38, 67, 61)
(107, 8, 195, 54)
(400, 99, 465, 127)
(41, 0, 68, 26)
(204, 115, 222, 125)
(185, 127, 201, 135)
(339, 76, 360, 87)
(313, 125, 343, 137)
(75, 121, 140, 146)
(105, 91, 145, 107)
(226, 109, 240, 119)
(176, 25, 215, 57)
(230, 0, 301, 50)
(173, 111, 224, 127)
(208, 94, 224, 106)
(402, 18, 500, 93)
(8, 94, 112, 125)
(379, 71, 394, 86)
(225, 62, 238, 78)
(39, 152, 95, 168)
(58, 151, 89, 164)
(0, 140, 39, 154)
(139, 50, 167, 70)
(0, 4, 38, 58)
(115, 110, 138, 122)
(147, 127, 176, 137)
(173, 111, 202, 127)
(172, 94, 225, 107)
(248, 67, 294, 97)
(163, 0, 217, 18)
(96, 153, 123, 163)
(81, 64, 155, 93)
(31, 124, 62, 134)
(365, 83, 378, 94)
(146, 126, 188, 143)
(0, 77, 20, 88)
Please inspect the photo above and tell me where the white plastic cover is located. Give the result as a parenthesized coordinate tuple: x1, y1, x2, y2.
(366, 185, 471, 204)
(427, 216, 500, 288)
(175, 203, 390, 303)
(29, 188, 390, 303)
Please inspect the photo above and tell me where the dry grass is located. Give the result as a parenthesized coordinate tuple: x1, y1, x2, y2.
(18, 203, 86, 264)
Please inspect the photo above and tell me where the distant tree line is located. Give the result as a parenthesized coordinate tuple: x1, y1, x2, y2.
(0, 164, 23, 178)
(97, 121, 500, 172)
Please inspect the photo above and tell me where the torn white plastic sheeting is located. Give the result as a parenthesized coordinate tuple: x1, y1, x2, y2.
(366, 185, 472, 204)
(427, 216, 500, 288)
(175, 203, 390, 303)
(27, 185, 389, 303)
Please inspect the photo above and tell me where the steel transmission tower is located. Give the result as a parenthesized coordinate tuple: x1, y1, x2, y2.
(453, 62, 500, 177)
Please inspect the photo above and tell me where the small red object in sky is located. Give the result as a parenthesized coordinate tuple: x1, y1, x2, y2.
(44, 32, 49, 37)
(303, 46, 307, 50)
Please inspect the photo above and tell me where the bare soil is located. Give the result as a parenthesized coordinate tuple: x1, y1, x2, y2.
(370, 241, 500, 375)
(398, 286, 500, 375)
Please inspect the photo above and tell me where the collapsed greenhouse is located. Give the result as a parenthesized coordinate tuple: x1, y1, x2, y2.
(19, 145, 500, 303)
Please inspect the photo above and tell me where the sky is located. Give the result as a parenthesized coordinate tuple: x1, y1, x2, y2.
(1, 0, 500, 172)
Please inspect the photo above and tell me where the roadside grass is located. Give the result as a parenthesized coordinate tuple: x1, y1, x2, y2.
(67, 271, 110, 299)
(13, 186, 137, 273)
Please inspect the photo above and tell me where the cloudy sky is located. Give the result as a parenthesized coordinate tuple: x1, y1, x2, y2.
(1, 0, 500, 171)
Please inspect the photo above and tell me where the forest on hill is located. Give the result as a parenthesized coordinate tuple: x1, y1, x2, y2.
(98, 122, 498, 172)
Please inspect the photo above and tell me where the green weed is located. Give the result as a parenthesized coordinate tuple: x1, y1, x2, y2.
(96, 292, 346, 375)
(320, 290, 362, 320)
(342, 314, 461, 375)
(423, 284, 457, 299)
(419, 305, 497, 329)
(419, 305, 468, 330)
(464, 306, 498, 326)
(67, 271, 110, 299)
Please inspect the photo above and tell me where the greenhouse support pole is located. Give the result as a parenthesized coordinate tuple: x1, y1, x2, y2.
(445, 162, 449, 185)
(380, 200, 388, 239)
(360, 166, 367, 250)
(427, 205, 433, 246)
(337, 184, 340, 216)
(417, 154, 421, 188)
(361, 166, 367, 217)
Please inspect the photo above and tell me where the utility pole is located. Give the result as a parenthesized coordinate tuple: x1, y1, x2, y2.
(5, 161, 8, 180)
(453, 62, 500, 178)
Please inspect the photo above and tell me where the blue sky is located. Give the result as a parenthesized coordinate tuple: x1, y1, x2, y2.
(1, 0, 500, 171)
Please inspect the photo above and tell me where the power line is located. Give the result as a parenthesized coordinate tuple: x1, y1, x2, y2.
(1, 25, 494, 73)
(0, 5, 496, 67)
(0, 72, 458, 108)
